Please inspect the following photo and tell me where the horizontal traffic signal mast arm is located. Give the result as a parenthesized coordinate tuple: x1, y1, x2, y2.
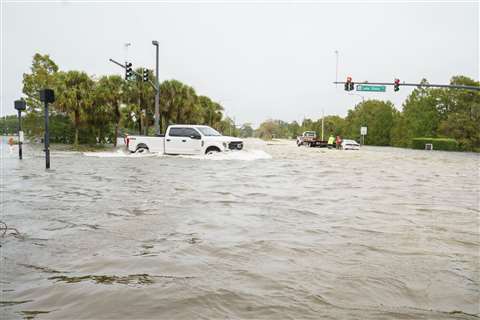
(333, 81, 480, 91)
(109, 58, 158, 91)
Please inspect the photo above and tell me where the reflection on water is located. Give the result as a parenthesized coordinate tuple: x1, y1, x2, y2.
(1, 139, 479, 319)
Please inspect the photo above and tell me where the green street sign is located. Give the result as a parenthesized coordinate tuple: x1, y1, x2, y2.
(356, 84, 386, 92)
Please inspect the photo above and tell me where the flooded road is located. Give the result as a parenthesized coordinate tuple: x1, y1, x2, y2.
(1, 139, 479, 319)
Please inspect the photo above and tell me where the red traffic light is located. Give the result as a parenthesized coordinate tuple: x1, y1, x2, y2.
(394, 78, 400, 92)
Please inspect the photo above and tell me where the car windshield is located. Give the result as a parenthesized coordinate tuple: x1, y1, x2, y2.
(196, 126, 222, 136)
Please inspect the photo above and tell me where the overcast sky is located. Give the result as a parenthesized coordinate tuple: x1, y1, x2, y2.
(1, 1, 478, 126)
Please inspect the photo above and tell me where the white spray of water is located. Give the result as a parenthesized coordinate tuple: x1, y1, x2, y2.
(83, 149, 156, 158)
(83, 148, 272, 161)
(182, 149, 272, 161)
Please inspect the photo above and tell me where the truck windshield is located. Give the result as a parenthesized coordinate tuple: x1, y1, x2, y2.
(196, 127, 221, 136)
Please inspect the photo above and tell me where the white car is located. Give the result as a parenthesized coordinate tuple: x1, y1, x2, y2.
(126, 125, 243, 155)
(341, 139, 360, 150)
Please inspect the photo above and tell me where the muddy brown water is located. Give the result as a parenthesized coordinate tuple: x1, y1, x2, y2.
(1, 139, 479, 319)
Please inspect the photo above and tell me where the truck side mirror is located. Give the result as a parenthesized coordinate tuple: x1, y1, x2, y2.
(190, 134, 201, 140)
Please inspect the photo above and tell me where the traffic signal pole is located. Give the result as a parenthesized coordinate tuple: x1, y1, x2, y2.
(109, 58, 157, 90)
(334, 81, 480, 91)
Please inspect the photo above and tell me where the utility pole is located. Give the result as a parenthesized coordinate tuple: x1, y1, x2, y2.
(152, 40, 161, 135)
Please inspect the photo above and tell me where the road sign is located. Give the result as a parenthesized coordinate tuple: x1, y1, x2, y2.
(356, 85, 386, 92)
(361, 127, 367, 135)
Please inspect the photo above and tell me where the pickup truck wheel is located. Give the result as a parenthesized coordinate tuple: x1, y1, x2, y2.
(135, 145, 149, 154)
(205, 146, 221, 155)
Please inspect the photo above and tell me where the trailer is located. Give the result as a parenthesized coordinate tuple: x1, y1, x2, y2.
(296, 131, 330, 148)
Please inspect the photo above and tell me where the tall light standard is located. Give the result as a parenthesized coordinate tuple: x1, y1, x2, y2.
(152, 40, 161, 135)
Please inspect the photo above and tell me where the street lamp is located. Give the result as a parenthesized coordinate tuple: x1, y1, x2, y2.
(14, 99, 26, 160)
(152, 40, 161, 135)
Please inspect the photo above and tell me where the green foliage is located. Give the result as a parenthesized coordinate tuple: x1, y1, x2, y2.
(54, 70, 95, 145)
(238, 123, 254, 138)
(390, 112, 409, 147)
(411, 137, 459, 151)
(400, 79, 442, 146)
(344, 100, 397, 145)
(19, 53, 229, 145)
(395, 76, 480, 151)
(323, 115, 347, 138)
(16, 53, 480, 151)
(22, 53, 59, 112)
(255, 119, 292, 139)
(217, 117, 238, 137)
(0, 115, 20, 135)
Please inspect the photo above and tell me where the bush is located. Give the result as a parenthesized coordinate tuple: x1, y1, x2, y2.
(411, 137, 459, 151)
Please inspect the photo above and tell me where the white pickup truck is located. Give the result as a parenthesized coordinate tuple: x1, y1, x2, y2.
(126, 125, 244, 155)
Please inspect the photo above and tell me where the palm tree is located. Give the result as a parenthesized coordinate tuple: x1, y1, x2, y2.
(55, 71, 94, 145)
(95, 75, 125, 146)
(123, 69, 155, 135)
(198, 96, 224, 127)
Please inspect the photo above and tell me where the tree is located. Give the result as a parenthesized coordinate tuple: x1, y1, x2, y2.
(198, 95, 223, 127)
(390, 112, 409, 147)
(22, 53, 59, 137)
(437, 76, 480, 151)
(238, 123, 254, 138)
(123, 69, 156, 135)
(288, 121, 301, 139)
(401, 79, 442, 145)
(323, 115, 347, 138)
(345, 100, 397, 145)
(218, 116, 237, 136)
(55, 71, 95, 145)
(95, 75, 126, 146)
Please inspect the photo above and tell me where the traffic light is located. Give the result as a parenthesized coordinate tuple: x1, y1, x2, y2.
(345, 76, 354, 91)
(394, 78, 400, 92)
(142, 69, 149, 82)
(125, 62, 133, 80)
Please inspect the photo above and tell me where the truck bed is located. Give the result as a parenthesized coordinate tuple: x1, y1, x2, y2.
(127, 135, 165, 153)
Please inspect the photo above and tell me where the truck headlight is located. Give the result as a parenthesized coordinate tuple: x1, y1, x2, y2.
(223, 142, 228, 148)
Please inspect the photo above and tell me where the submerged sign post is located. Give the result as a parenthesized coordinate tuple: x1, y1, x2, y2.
(360, 126, 367, 145)
(356, 85, 386, 92)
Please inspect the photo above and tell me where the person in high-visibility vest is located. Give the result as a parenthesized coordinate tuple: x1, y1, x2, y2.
(327, 135, 335, 148)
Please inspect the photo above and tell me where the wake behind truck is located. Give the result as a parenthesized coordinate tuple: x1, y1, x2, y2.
(126, 125, 244, 155)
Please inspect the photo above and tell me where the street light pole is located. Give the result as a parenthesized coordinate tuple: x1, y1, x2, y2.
(152, 40, 161, 135)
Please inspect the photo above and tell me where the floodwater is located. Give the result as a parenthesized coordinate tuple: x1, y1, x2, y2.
(1, 139, 479, 319)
